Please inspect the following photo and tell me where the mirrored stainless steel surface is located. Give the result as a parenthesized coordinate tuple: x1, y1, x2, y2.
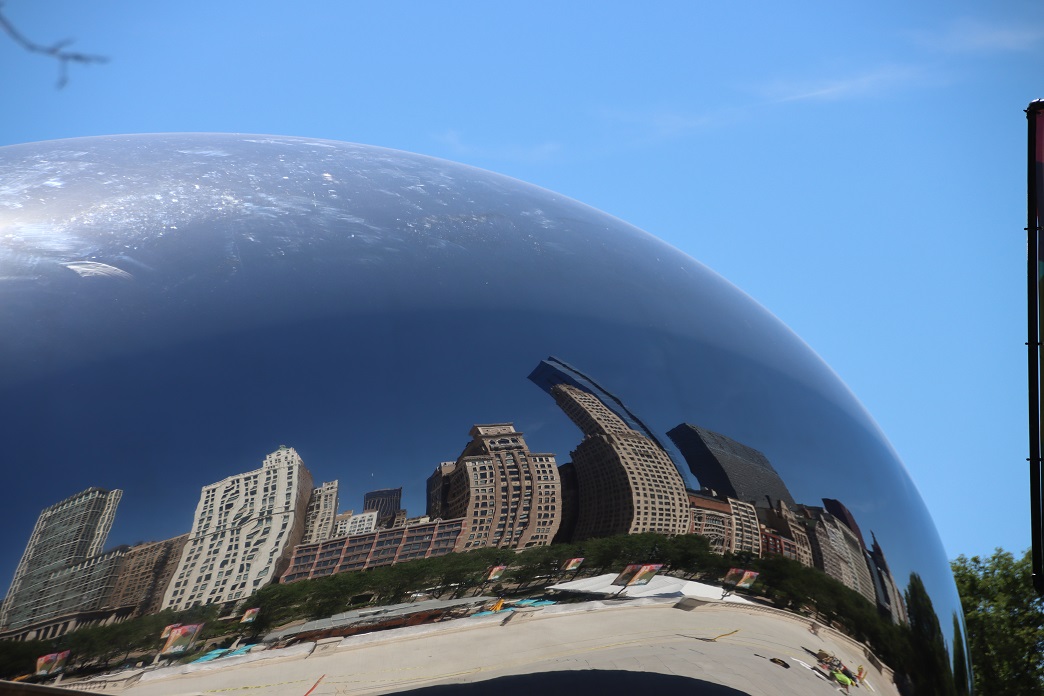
(0, 134, 970, 694)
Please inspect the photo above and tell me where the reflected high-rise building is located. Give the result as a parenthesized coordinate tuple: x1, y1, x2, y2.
(434, 424, 560, 549)
(1, 487, 122, 631)
(162, 445, 313, 611)
(107, 534, 188, 618)
(332, 510, 378, 538)
(363, 487, 402, 527)
(547, 383, 689, 539)
(869, 532, 909, 625)
(822, 498, 867, 550)
(797, 505, 877, 605)
(301, 480, 340, 544)
(667, 424, 795, 509)
(426, 462, 457, 520)
(528, 357, 677, 463)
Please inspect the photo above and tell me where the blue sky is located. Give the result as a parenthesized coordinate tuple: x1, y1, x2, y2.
(2, 0, 1041, 565)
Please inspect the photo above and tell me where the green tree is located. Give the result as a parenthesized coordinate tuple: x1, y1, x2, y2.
(951, 548, 1044, 695)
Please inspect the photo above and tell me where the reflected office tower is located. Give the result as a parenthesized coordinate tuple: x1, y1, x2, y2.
(301, 480, 340, 544)
(439, 424, 561, 549)
(528, 357, 678, 466)
(1, 488, 121, 631)
(363, 488, 402, 527)
(548, 383, 689, 539)
(162, 446, 313, 611)
(868, 531, 909, 625)
(822, 498, 867, 549)
(797, 505, 877, 605)
(426, 462, 457, 519)
(667, 424, 795, 509)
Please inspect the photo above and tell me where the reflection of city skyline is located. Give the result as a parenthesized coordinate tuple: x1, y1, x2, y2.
(2, 355, 906, 641)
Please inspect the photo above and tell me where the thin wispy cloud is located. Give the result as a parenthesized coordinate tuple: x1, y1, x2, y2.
(435, 131, 562, 164)
(596, 107, 715, 140)
(908, 17, 1044, 54)
(759, 64, 923, 104)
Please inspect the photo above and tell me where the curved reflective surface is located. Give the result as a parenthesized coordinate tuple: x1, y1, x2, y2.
(0, 135, 970, 694)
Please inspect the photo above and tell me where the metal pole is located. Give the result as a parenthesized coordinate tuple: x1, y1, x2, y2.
(1027, 100, 1044, 595)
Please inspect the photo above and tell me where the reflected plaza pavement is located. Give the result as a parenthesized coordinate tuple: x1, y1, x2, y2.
(91, 600, 896, 696)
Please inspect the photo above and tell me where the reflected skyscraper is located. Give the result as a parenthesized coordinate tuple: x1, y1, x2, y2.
(162, 446, 313, 611)
(796, 505, 877, 605)
(301, 480, 340, 544)
(1, 488, 122, 631)
(435, 424, 560, 549)
(363, 488, 402, 527)
(107, 535, 188, 618)
(547, 383, 689, 539)
(426, 462, 456, 520)
(869, 531, 909, 625)
(668, 424, 795, 509)
(528, 357, 676, 463)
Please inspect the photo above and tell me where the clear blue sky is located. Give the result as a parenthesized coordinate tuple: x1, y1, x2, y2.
(2, 0, 1041, 564)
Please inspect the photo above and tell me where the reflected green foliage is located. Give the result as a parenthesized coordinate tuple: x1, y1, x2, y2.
(904, 573, 958, 696)
(951, 612, 970, 696)
(952, 548, 1044, 695)
(0, 533, 974, 694)
(0, 605, 227, 680)
(0, 638, 50, 680)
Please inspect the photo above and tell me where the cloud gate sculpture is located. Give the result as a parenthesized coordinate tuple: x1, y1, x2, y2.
(0, 134, 970, 694)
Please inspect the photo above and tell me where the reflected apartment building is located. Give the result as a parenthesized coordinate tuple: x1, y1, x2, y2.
(281, 518, 468, 582)
(430, 424, 561, 549)
(332, 510, 379, 538)
(162, 446, 315, 611)
(107, 535, 189, 618)
(285, 423, 563, 584)
(546, 383, 689, 539)
(685, 491, 762, 557)
(301, 480, 340, 544)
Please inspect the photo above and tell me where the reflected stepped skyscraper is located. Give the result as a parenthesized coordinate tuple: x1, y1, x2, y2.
(162, 445, 313, 611)
(1, 488, 122, 631)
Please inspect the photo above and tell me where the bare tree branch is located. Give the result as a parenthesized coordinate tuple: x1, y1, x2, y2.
(0, 1, 107, 88)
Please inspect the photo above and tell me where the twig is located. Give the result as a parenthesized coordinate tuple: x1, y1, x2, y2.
(0, 1, 108, 87)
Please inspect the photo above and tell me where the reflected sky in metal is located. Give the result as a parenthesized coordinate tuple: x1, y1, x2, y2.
(0, 134, 967, 693)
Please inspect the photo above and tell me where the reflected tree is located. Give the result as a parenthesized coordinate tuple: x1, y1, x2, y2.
(903, 573, 957, 696)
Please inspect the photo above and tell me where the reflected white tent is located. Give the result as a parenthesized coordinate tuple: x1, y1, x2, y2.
(548, 573, 755, 604)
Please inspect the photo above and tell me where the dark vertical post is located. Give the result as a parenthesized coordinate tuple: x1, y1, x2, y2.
(1028, 100, 1044, 595)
